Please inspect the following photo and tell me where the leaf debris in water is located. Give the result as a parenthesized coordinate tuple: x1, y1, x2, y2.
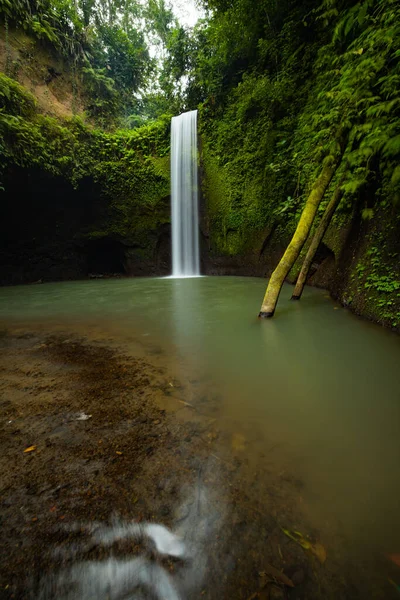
(281, 528, 327, 564)
(259, 564, 295, 587)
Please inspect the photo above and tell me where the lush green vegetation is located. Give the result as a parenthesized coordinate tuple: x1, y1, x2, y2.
(192, 0, 400, 241)
(0, 72, 170, 243)
(0, 0, 193, 124)
(187, 0, 400, 325)
(0, 0, 399, 326)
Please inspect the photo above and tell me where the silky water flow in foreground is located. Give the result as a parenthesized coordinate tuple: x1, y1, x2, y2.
(1, 276, 400, 598)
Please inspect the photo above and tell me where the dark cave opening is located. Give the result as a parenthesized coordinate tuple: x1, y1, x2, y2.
(85, 238, 126, 275)
(0, 167, 107, 284)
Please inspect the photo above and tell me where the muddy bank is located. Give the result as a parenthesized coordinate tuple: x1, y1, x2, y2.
(0, 329, 392, 599)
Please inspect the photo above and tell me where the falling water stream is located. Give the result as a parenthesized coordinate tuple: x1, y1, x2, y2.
(170, 110, 200, 277)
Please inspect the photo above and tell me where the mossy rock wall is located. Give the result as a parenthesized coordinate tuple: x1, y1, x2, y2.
(315, 207, 400, 329)
(200, 122, 400, 331)
(0, 73, 172, 283)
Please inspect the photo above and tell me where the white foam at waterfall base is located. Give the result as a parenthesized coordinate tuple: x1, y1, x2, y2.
(171, 110, 200, 277)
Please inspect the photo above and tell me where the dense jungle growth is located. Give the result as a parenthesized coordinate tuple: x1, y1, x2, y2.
(0, 0, 399, 327)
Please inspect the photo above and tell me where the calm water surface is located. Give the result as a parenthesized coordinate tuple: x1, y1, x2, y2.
(1, 276, 400, 590)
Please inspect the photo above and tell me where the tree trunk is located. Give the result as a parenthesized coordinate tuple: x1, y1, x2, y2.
(292, 179, 344, 300)
(258, 160, 337, 318)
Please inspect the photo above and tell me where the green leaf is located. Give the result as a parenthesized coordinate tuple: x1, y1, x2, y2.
(362, 208, 374, 220)
(358, 3, 368, 27)
(391, 165, 400, 186)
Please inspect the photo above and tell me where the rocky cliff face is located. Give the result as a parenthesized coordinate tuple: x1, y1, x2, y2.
(0, 28, 172, 284)
(0, 25, 83, 119)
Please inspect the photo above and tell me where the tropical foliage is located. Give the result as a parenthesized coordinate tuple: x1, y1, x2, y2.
(0, 0, 399, 325)
(0, 72, 170, 241)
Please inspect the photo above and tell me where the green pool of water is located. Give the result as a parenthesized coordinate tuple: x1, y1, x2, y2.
(1, 276, 400, 585)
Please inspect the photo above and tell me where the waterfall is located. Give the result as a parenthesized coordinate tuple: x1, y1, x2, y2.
(171, 110, 200, 277)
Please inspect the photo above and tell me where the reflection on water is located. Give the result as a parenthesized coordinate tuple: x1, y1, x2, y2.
(1, 276, 400, 587)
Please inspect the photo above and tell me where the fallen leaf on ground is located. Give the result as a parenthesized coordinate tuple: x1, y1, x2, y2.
(23, 446, 36, 453)
(259, 564, 294, 587)
(282, 528, 327, 564)
(116, 451, 123, 455)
